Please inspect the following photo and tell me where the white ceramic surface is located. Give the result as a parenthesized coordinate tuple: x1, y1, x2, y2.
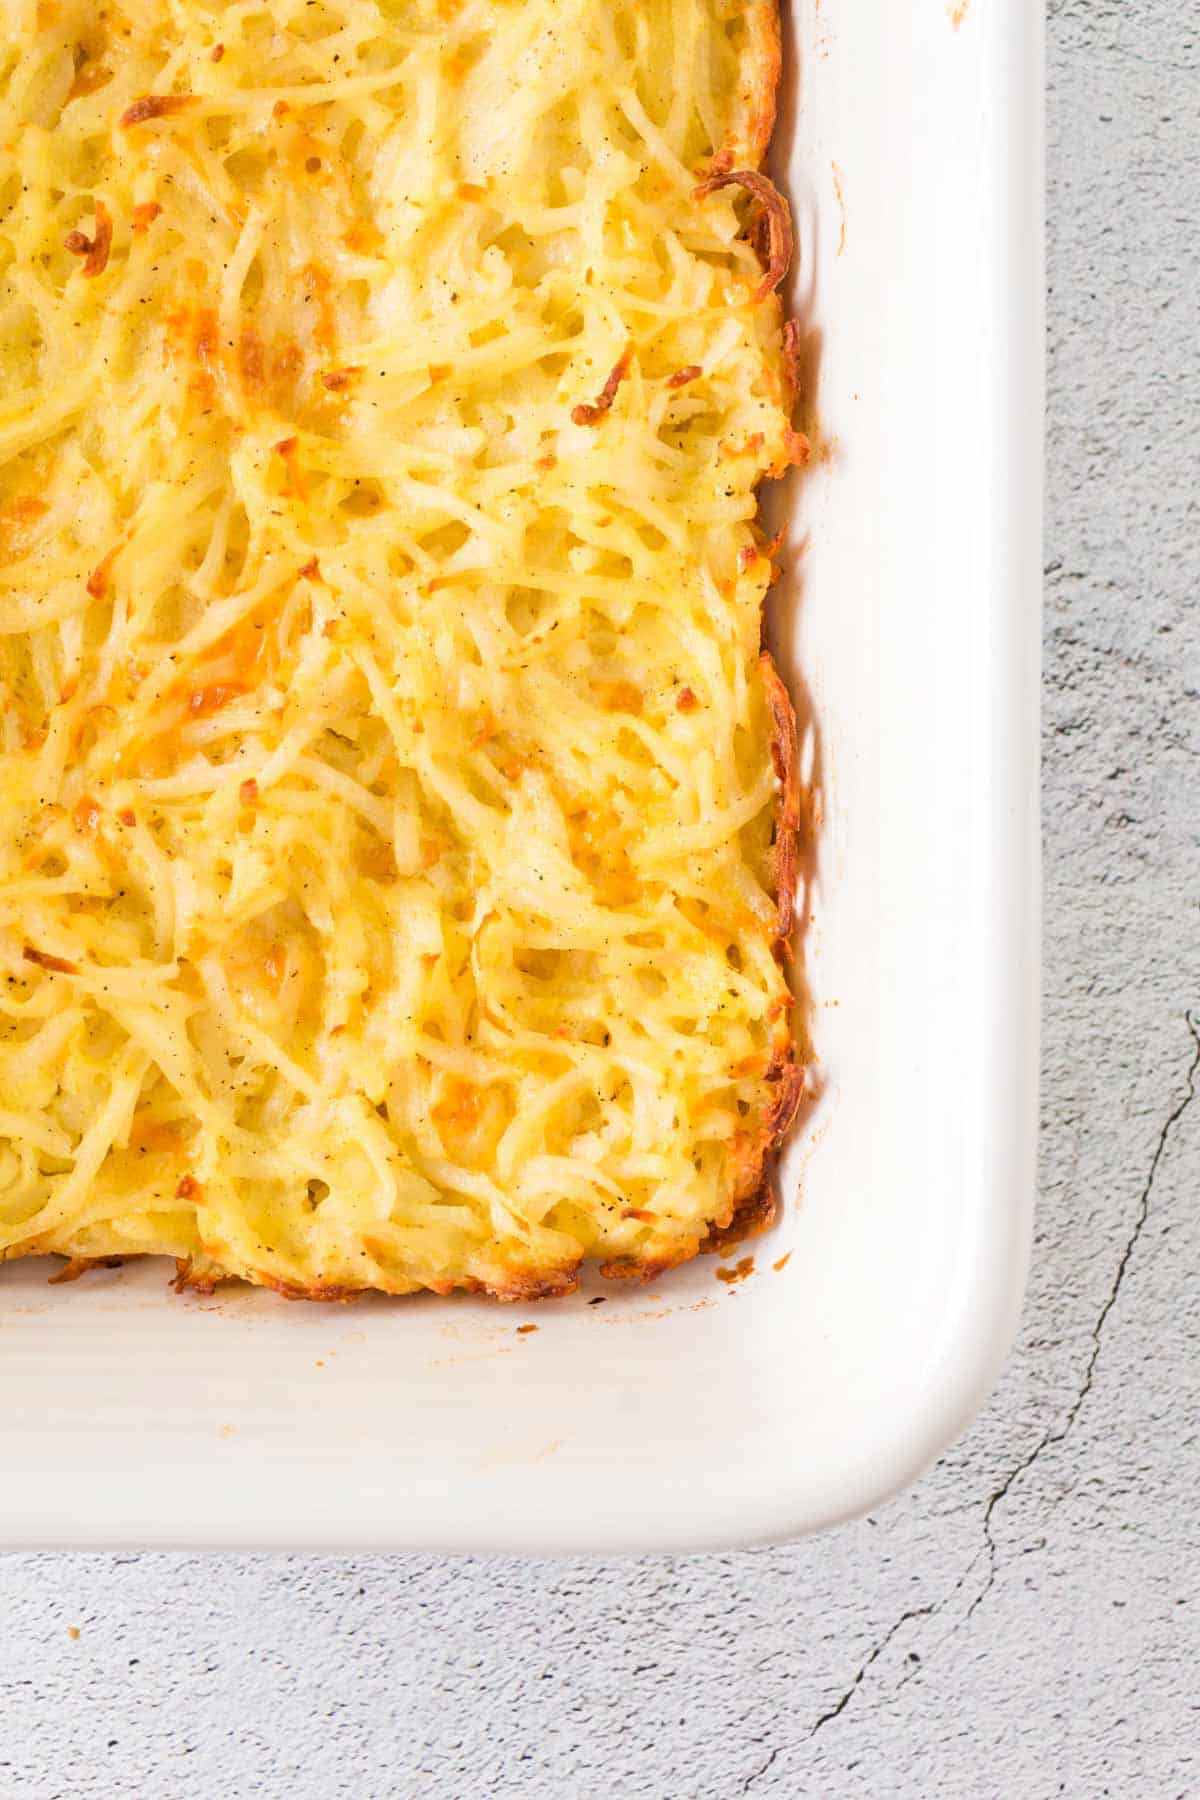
(0, 1, 1042, 1552)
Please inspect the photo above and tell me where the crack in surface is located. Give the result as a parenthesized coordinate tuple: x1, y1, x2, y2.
(740, 1745, 780, 1792)
(965, 1010, 1200, 1623)
(806, 1013, 1200, 1736)
(807, 1602, 937, 1737)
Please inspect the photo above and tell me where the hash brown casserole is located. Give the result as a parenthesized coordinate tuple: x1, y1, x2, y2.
(0, 0, 808, 1300)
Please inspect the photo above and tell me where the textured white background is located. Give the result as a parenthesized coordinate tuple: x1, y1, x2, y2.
(4, 4, 1200, 1794)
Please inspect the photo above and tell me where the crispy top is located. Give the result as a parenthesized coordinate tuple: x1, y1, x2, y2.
(0, 0, 802, 1299)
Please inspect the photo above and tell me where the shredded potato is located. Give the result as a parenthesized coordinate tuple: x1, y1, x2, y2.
(0, 0, 805, 1300)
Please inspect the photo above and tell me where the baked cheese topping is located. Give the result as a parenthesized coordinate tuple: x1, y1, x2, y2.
(0, 0, 803, 1299)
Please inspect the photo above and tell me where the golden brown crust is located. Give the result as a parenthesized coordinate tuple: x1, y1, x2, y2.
(483, 1265, 581, 1303)
(715, 0, 781, 170)
(705, 1175, 778, 1254)
(760, 649, 801, 941)
(745, 0, 782, 166)
(689, 0, 809, 1257)
(598, 1174, 781, 1281)
(766, 1050, 807, 1141)
(711, 652, 806, 1238)
(257, 1276, 357, 1303)
(47, 1255, 123, 1285)
(695, 170, 793, 303)
(782, 317, 803, 410)
(599, 1249, 692, 1284)
(170, 1256, 223, 1297)
(165, 1257, 584, 1305)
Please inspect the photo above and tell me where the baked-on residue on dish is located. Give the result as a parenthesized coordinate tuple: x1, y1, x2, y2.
(0, 0, 807, 1300)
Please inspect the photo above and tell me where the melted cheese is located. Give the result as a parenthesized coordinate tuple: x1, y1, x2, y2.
(0, 0, 801, 1298)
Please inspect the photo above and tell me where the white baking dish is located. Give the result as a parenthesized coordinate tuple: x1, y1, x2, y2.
(0, 1, 1041, 1551)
